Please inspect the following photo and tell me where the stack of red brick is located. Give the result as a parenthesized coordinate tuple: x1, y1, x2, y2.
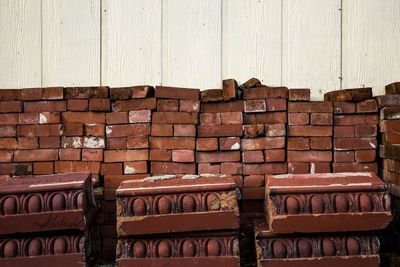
(287, 89, 333, 173)
(150, 86, 199, 175)
(325, 88, 379, 173)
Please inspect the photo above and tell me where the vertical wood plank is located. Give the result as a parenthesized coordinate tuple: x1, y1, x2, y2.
(342, 0, 400, 95)
(42, 0, 100, 86)
(0, 0, 41, 88)
(282, 0, 341, 100)
(162, 0, 221, 89)
(101, 0, 162, 87)
(222, 0, 281, 86)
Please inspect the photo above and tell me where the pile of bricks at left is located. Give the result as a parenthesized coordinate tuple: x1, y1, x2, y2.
(115, 174, 240, 266)
(0, 172, 96, 266)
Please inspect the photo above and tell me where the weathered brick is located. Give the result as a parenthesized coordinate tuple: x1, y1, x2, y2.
(106, 137, 127, 149)
(17, 124, 62, 137)
(265, 149, 285, 162)
(310, 113, 332, 125)
(242, 78, 261, 89)
(64, 86, 109, 99)
(242, 151, 264, 163)
(243, 86, 288, 100)
(288, 162, 309, 174)
(0, 126, 16, 137)
(155, 86, 200, 100)
(104, 150, 148, 162)
(0, 114, 18, 125)
(21, 88, 42, 100)
(173, 124, 196, 137)
(332, 162, 377, 173)
(287, 137, 310, 150)
(62, 123, 83, 136)
(85, 123, 105, 136)
(385, 82, 400, 95)
(89, 99, 110, 111)
(17, 137, 38, 149)
(376, 95, 400, 108)
(199, 113, 221, 125)
(355, 150, 376, 162)
(200, 89, 224, 102)
(127, 136, 149, 149)
(380, 107, 400, 120)
(39, 136, 60, 148)
(334, 151, 354, 162)
(61, 136, 83, 148)
(106, 112, 128, 124)
(200, 101, 244, 113)
(62, 112, 105, 123)
(333, 102, 355, 114)
(334, 126, 354, 137)
(0, 150, 13, 162)
(112, 98, 156, 111)
(0, 101, 22, 113)
(334, 137, 377, 150)
(42, 87, 64, 100)
(150, 137, 195, 150)
(288, 113, 309, 125)
(38, 112, 61, 124)
(266, 99, 287, 111)
(110, 87, 131, 100)
(244, 100, 266, 113)
(287, 150, 332, 162)
(19, 113, 39, 124)
(151, 162, 196, 174)
(220, 112, 243, 125)
(356, 99, 378, 113)
(222, 79, 238, 100)
(243, 163, 287, 175)
(0, 89, 20, 100)
(243, 175, 264, 187)
(310, 137, 332, 150)
(219, 137, 241, 150)
(288, 89, 310, 101)
(196, 151, 240, 163)
(265, 124, 286, 137)
(310, 162, 331, 173)
(196, 138, 218, 151)
(128, 110, 151, 123)
(0, 138, 17, 149)
(172, 150, 195, 162)
(243, 124, 264, 138)
(197, 125, 243, 137)
(324, 88, 372, 102)
(82, 149, 103, 161)
(179, 100, 200, 112)
(14, 149, 58, 162)
(131, 85, 155, 98)
(101, 163, 123, 175)
(355, 125, 377, 137)
(24, 101, 66, 112)
(242, 137, 285, 150)
(382, 132, 400, 144)
(124, 161, 148, 174)
(243, 112, 287, 124)
(59, 149, 81, 160)
(54, 161, 101, 174)
(288, 125, 332, 137)
(152, 112, 198, 124)
(150, 149, 171, 161)
(220, 163, 242, 175)
(335, 114, 378, 125)
(151, 124, 173, 136)
(106, 124, 150, 137)
(83, 137, 105, 148)
(288, 102, 333, 113)
(157, 99, 179, 111)
(33, 162, 54, 175)
(198, 163, 220, 174)
(67, 99, 88, 111)
(380, 120, 400, 132)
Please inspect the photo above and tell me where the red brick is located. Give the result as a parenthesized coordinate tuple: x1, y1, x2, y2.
(110, 87, 131, 100)
(220, 137, 241, 150)
(223, 79, 237, 100)
(17, 124, 62, 137)
(151, 162, 196, 174)
(288, 162, 309, 174)
(243, 86, 288, 100)
(356, 99, 378, 113)
(39, 136, 60, 148)
(334, 126, 354, 137)
(0, 89, 20, 100)
(198, 163, 220, 174)
(127, 136, 149, 149)
(172, 150, 195, 162)
(199, 113, 221, 125)
(85, 123, 105, 136)
(0, 114, 18, 125)
(150, 149, 171, 161)
(311, 162, 331, 173)
(385, 82, 400, 95)
(221, 162, 242, 175)
(24, 101, 66, 112)
(174, 124, 196, 137)
(17, 137, 38, 149)
(0, 138, 17, 149)
(332, 162, 377, 173)
(104, 150, 148, 162)
(333, 102, 355, 114)
(64, 86, 109, 99)
(265, 124, 286, 137)
(220, 112, 243, 124)
(152, 112, 198, 124)
(355, 150, 376, 162)
(380, 107, 400, 120)
(106, 112, 128, 124)
(244, 175, 264, 187)
(242, 78, 262, 89)
(18, 113, 38, 124)
(244, 100, 266, 113)
(242, 151, 264, 163)
(131, 85, 154, 98)
(0, 126, 16, 137)
(288, 102, 333, 113)
(196, 138, 218, 151)
(324, 88, 372, 102)
(243, 112, 287, 124)
(42, 87, 63, 100)
(200, 89, 224, 102)
(150, 137, 195, 149)
(106, 124, 150, 137)
(180, 100, 200, 112)
(0, 150, 13, 162)
(242, 137, 285, 150)
(201, 101, 244, 113)
(382, 132, 400, 144)
(287, 137, 310, 150)
(197, 125, 243, 137)
(82, 137, 105, 148)
(243, 124, 264, 138)
(380, 120, 400, 132)
(21, 88, 42, 100)
(106, 137, 127, 149)
(266, 99, 287, 111)
(89, 99, 110, 111)
(54, 161, 101, 174)
(288, 125, 332, 137)
(288, 89, 310, 101)
(334, 137, 377, 150)
(124, 161, 148, 174)
(67, 99, 88, 111)
(155, 86, 200, 100)
(377, 95, 400, 108)
(33, 162, 54, 175)
(38, 112, 61, 124)
(62, 123, 83, 136)
(0, 164, 13, 175)
(101, 163, 123, 175)
(288, 113, 309, 125)
(196, 151, 240, 163)
(62, 112, 105, 123)
(82, 149, 103, 161)
(14, 149, 58, 162)
(287, 150, 332, 162)
(59, 149, 81, 160)
(265, 149, 285, 162)
(310, 137, 332, 150)
(355, 125, 377, 137)
(110, 86, 153, 100)
(112, 98, 156, 111)
(243, 163, 287, 175)
(128, 110, 151, 123)
(310, 113, 332, 125)
(0, 101, 22, 113)
(61, 136, 84, 148)
(151, 124, 173, 136)
(157, 99, 179, 111)
(334, 114, 378, 125)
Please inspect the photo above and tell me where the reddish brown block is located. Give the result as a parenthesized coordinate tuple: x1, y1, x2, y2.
(287, 137, 310, 150)
(0, 101, 22, 113)
(59, 149, 81, 161)
(243, 124, 264, 138)
(18, 124, 62, 137)
(179, 100, 200, 112)
(106, 124, 150, 137)
(220, 112, 243, 125)
(334, 126, 354, 137)
(333, 102, 356, 114)
(127, 136, 149, 149)
(243, 163, 287, 175)
(198, 163, 221, 174)
(128, 110, 151, 123)
(197, 125, 243, 137)
(356, 99, 378, 113)
(288, 88, 310, 101)
(24, 101, 66, 112)
(200, 89, 224, 102)
(243, 86, 288, 100)
(152, 112, 198, 124)
(244, 100, 266, 113)
(0, 150, 13, 162)
(21, 88, 42, 100)
(18, 113, 39, 124)
(85, 123, 105, 136)
(265, 124, 286, 137)
(42, 87, 64, 100)
(172, 150, 195, 162)
(385, 82, 400, 94)
(150, 149, 171, 161)
(220, 137, 241, 150)
(264, 149, 285, 162)
(242, 151, 264, 163)
(155, 86, 200, 100)
(288, 162, 309, 174)
(33, 161, 54, 174)
(334, 151, 354, 162)
(310, 137, 332, 150)
(64, 86, 108, 99)
(243, 112, 287, 124)
(310, 113, 333, 125)
(101, 162, 123, 175)
(335, 114, 378, 125)
(196, 138, 218, 151)
(89, 99, 110, 111)
(242, 137, 285, 150)
(173, 124, 196, 137)
(380, 120, 400, 132)
(151, 123, 173, 136)
(0, 114, 18, 125)
(150, 137, 195, 150)
(223, 79, 238, 100)
(196, 151, 240, 163)
(355, 150, 376, 162)
(324, 87, 372, 102)
(17, 137, 38, 149)
(266, 99, 287, 111)
(157, 99, 179, 111)
(14, 149, 58, 162)
(39, 136, 60, 148)
(287, 150, 332, 162)
(332, 162, 378, 173)
(0, 138, 17, 149)
(288, 113, 309, 125)
(334, 137, 377, 150)
(62, 123, 83, 136)
(82, 149, 103, 161)
(107, 137, 127, 149)
(288, 126, 332, 137)
(376, 95, 400, 108)
(242, 78, 261, 88)
(355, 125, 377, 137)
(124, 161, 148, 174)
(104, 150, 148, 162)
(201, 101, 244, 113)
(0, 89, 20, 100)
(288, 102, 333, 113)
(244, 175, 264, 187)
(112, 98, 156, 111)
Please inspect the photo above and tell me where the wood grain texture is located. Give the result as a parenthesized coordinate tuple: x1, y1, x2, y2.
(162, 0, 221, 89)
(42, 0, 101, 86)
(222, 0, 281, 87)
(101, 0, 162, 87)
(282, 0, 341, 100)
(0, 0, 41, 88)
(342, 0, 400, 95)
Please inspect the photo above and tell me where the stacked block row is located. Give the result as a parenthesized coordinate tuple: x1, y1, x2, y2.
(287, 89, 333, 173)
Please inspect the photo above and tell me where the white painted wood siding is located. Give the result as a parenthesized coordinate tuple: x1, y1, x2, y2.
(1, 0, 400, 99)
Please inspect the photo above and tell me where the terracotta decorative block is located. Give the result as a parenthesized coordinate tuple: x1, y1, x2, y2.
(265, 172, 391, 234)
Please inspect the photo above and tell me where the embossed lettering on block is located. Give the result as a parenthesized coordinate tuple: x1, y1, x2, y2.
(0, 173, 95, 234)
(116, 175, 240, 236)
(265, 172, 392, 234)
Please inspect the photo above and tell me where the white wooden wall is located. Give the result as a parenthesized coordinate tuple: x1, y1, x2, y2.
(1, 0, 400, 99)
